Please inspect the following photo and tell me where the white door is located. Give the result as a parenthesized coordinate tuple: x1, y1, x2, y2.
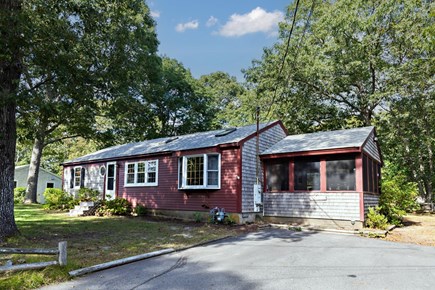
(105, 162, 116, 200)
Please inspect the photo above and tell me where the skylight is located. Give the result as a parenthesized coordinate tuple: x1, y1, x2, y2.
(215, 128, 237, 137)
(165, 137, 179, 144)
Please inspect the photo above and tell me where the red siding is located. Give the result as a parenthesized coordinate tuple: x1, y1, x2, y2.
(118, 148, 241, 213)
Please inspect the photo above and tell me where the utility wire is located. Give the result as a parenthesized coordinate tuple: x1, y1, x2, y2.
(261, 0, 317, 123)
(272, 0, 317, 119)
(261, 0, 300, 122)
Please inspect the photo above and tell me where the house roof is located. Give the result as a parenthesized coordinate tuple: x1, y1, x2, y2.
(261, 126, 374, 156)
(65, 121, 280, 164)
(15, 164, 61, 178)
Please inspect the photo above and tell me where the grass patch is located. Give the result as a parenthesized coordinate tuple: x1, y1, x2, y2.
(1, 205, 251, 289)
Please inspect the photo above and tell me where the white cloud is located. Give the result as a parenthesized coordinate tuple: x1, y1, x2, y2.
(218, 7, 284, 37)
(150, 10, 160, 18)
(175, 20, 199, 32)
(206, 16, 218, 27)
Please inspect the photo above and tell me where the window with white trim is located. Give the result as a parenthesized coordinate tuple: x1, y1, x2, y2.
(125, 160, 158, 186)
(74, 167, 82, 188)
(179, 154, 221, 189)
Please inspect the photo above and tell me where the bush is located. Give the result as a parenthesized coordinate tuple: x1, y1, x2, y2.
(96, 198, 132, 216)
(365, 206, 389, 230)
(134, 204, 148, 216)
(379, 162, 419, 225)
(14, 187, 26, 204)
(78, 187, 101, 202)
(43, 188, 75, 210)
(193, 212, 203, 223)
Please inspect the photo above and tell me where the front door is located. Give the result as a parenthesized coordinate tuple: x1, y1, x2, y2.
(105, 162, 116, 200)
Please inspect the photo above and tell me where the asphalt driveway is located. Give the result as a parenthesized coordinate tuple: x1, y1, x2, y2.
(41, 228, 435, 290)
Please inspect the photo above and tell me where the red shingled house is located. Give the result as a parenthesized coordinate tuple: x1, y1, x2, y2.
(63, 123, 381, 228)
(62, 121, 287, 223)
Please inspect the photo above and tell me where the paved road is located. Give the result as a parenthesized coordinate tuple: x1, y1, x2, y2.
(41, 229, 435, 290)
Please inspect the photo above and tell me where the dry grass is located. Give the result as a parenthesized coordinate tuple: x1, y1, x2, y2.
(0, 204, 256, 289)
(385, 214, 435, 247)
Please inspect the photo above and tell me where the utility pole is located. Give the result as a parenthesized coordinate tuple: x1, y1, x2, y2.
(255, 106, 260, 184)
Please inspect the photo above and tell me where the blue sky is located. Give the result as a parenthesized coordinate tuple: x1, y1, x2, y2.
(148, 1, 292, 81)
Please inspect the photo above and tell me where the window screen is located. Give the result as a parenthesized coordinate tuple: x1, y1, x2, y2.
(266, 160, 289, 191)
(294, 159, 320, 191)
(326, 158, 356, 191)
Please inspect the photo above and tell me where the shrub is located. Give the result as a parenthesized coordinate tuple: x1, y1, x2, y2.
(134, 204, 148, 216)
(14, 187, 26, 204)
(379, 162, 419, 225)
(365, 206, 388, 230)
(193, 212, 203, 223)
(43, 188, 75, 210)
(78, 187, 101, 202)
(225, 214, 237, 225)
(97, 198, 132, 216)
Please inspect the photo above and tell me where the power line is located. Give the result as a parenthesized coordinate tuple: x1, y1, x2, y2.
(261, 0, 316, 123)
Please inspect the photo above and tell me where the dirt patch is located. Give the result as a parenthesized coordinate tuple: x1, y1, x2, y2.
(385, 214, 435, 247)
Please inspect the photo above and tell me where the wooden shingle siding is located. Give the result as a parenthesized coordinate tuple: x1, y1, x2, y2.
(63, 163, 105, 197)
(363, 193, 379, 214)
(263, 192, 361, 221)
(241, 124, 287, 212)
(362, 131, 381, 163)
(84, 164, 104, 192)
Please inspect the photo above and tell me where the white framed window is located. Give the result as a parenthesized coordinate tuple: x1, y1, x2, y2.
(124, 160, 158, 186)
(74, 166, 82, 188)
(178, 153, 221, 189)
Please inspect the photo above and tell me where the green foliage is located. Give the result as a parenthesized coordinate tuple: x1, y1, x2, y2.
(150, 57, 217, 137)
(77, 187, 101, 202)
(13, 187, 26, 204)
(134, 204, 148, 216)
(43, 188, 75, 210)
(378, 162, 420, 225)
(96, 198, 132, 216)
(193, 212, 203, 223)
(198, 72, 248, 127)
(365, 206, 388, 230)
(225, 214, 237, 225)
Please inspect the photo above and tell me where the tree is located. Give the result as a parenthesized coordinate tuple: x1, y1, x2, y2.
(376, 2, 434, 204)
(244, 0, 433, 202)
(17, 0, 160, 203)
(244, 0, 432, 131)
(198, 72, 247, 127)
(151, 57, 216, 136)
(0, 0, 22, 240)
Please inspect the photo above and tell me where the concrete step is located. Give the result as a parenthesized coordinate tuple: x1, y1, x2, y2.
(69, 209, 84, 217)
(80, 201, 94, 207)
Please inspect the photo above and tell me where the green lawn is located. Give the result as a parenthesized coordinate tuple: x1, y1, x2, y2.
(1, 205, 250, 289)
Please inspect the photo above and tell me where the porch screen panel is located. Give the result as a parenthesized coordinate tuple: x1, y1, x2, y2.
(363, 155, 368, 192)
(294, 159, 320, 191)
(326, 158, 356, 191)
(266, 160, 289, 191)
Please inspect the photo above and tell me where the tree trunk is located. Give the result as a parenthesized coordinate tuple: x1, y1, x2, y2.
(0, 0, 22, 241)
(25, 135, 45, 203)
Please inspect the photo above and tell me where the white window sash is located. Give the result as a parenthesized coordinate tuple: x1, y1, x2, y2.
(73, 166, 82, 189)
(125, 160, 158, 187)
(179, 154, 220, 189)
